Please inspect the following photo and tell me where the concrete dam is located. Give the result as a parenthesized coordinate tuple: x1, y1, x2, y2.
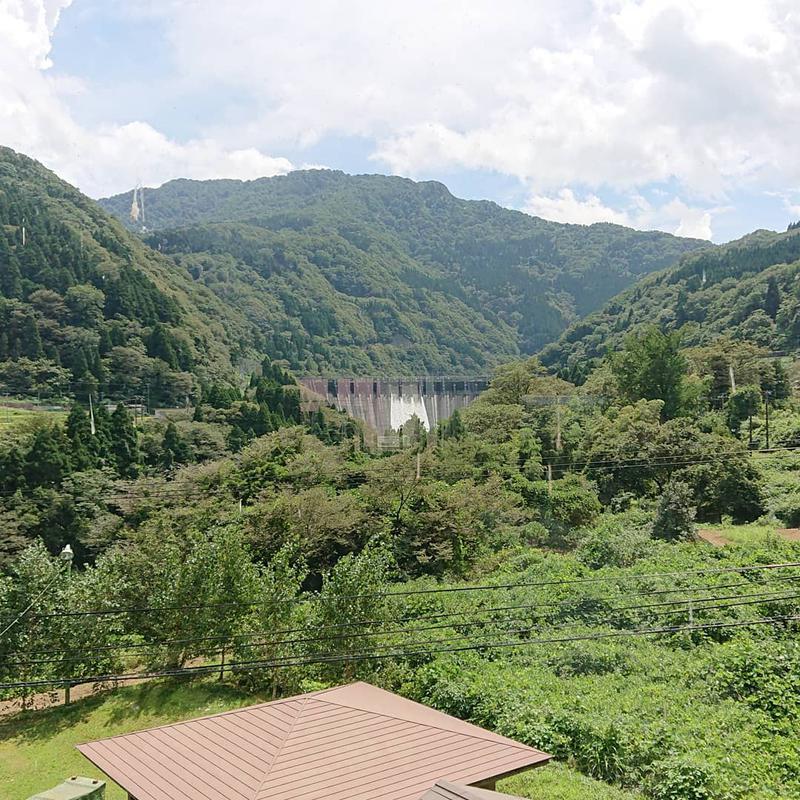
(299, 377, 488, 441)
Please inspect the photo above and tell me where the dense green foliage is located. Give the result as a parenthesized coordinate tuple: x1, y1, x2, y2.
(99, 171, 705, 373)
(542, 228, 800, 381)
(0, 357, 358, 566)
(5, 151, 800, 800)
(0, 148, 275, 405)
(2, 330, 794, 570)
(3, 533, 799, 799)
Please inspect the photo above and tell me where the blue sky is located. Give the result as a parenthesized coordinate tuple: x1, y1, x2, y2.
(3, 1, 800, 243)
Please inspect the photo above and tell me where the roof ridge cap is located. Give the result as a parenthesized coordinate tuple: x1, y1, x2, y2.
(76, 691, 321, 747)
(316, 694, 542, 755)
(252, 695, 309, 800)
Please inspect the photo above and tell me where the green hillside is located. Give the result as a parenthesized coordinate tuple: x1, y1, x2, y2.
(100, 171, 706, 374)
(0, 148, 268, 404)
(540, 227, 800, 381)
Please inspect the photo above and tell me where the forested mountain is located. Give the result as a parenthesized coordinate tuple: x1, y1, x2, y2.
(0, 147, 270, 404)
(541, 227, 800, 381)
(8, 157, 800, 800)
(100, 171, 706, 374)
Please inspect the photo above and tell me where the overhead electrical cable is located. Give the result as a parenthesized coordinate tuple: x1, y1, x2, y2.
(5, 586, 799, 668)
(8, 560, 800, 624)
(2, 613, 797, 691)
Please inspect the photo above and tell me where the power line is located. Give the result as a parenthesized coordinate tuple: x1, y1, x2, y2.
(9, 587, 800, 666)
(3, 612, 797, 691)
(3, 573, 779, 659)
(11, 560, 800, 623)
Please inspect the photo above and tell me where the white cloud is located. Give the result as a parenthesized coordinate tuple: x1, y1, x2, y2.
(525, 190, 631, 226)
(137, 0, 800, 207)
(4, 0, 800, 236)
(0, 0, 292, 196)
(667, 200, 713, 240)
(524, 189, 715, 239)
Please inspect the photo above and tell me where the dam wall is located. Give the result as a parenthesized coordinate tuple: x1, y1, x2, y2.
(299, 377, 488, 436)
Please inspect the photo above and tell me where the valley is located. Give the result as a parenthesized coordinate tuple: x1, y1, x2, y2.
(2, 147, 800, 800)
(99, 171, 707, 374)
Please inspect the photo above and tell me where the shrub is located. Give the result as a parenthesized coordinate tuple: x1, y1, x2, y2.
(547, 643, 629, 677)
(708, 638, 800, 721)
(577, 523, 654, 568)
(646, 757, 716, 800)
(652, 481, 696, 540)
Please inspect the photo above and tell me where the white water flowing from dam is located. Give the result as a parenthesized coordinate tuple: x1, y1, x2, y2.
(298, 377, 488, 442)
(389, 394, 431, 431)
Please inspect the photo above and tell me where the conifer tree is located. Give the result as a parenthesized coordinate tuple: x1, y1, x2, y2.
(66, 404, 95, 471)
(21, 314, 44, 359)
(0, 241, 22, 299)
(110, 403, 140, 478)
(161, 421, 189, 468)
(24, 426, 70, 487)
(765, 276, 781, 320)
(146, 323, 179, 369)
(0, 447, 25, 493)
(88, 402, 113, 465)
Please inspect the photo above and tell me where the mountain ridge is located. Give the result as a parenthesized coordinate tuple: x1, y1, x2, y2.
(100, 170, 708, 374)
(0, 146, 269, 403)
(540, 226, 800, 381)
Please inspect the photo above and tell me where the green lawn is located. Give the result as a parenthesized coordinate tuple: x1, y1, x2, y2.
(1, 680, 639, 800)
(0, 681, 270, 800)
(698, 522, 787, 545)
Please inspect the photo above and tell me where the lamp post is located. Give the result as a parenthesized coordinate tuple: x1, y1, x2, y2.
(60, 544, 74, 567)
(59, 544, 74, 705)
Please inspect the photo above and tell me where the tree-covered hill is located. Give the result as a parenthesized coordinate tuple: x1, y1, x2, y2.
(100, 171, 707, 374)
(540, 227, 800, 381)
(0, 148, 270, 404)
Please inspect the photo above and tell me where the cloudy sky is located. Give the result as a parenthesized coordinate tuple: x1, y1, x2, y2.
(3, 0, 800, 242)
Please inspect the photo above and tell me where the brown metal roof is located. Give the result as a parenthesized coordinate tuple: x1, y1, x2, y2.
(420, 780, 525, 800)
(77, 681, 550, 800)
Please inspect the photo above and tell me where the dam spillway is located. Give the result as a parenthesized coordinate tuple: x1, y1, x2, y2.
(299, 377, 488, 439)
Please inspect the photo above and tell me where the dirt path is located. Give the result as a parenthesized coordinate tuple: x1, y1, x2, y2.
(0, 657, 214, 718)
(0, 678, 149, 718)
(697, 527, 800, 547)
(697, 529, 731, 547)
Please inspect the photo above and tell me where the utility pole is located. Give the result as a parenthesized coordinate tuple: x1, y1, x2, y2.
(764, 390, 771, 449)
(555, 400, 562, 453)
(416, 449, 421, 481)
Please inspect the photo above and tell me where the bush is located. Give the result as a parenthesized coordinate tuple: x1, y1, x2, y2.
(531, 475, 603, 534)
(646, 757, 716, 800)
(708, 638, 800, 721)
(652, 481, 696, 540)
(577, 522, 654, 568)
(547, 643, 629, 677)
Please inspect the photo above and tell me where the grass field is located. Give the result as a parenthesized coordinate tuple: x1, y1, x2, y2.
(0, 679, 641, 800)
(698, 522, 790, 545)
(0, 404, 66, 435)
